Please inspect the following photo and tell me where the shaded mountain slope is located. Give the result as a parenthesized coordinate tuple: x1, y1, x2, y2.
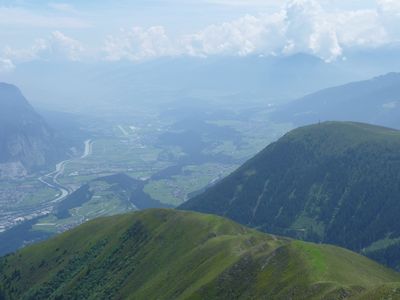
(181, 122, 400, 270)
(0, 83, 59, 177)
(273, 73, 400, 129)
(1, 209, 400, 300)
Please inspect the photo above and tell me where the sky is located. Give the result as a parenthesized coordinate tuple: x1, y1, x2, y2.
(0, 0, 400, 72)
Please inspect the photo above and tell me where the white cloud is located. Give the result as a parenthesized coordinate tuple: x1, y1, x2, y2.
(181, 0, 345, 62)
(180, 0, 392, 62)
(377, 0, 400, 41)
(0, 58, 15, 73)
(333, 10, 388, 48)
(51, 31, 85, 61)
(3, 0, 400, 64)
(3, 31, 85, 63)
(103, 26, 176, 61)
(282, 0, 343, 61)
(182, 13, 286, 57)
(3, 39, 49, 63)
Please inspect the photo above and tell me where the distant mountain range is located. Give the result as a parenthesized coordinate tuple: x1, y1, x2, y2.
(0, 83, 60, 177)
(273, 73, 400, 129)
(1, 209, 399, 300)
(2, 53, 381, 113)
(181, 122, 400, 271)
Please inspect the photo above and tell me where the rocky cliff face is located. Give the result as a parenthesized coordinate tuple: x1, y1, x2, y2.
(0, 83, 58, 177)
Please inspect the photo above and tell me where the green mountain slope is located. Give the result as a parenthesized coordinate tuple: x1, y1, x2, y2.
(180, 121, 400, 270)
(1, 209, 399, 300)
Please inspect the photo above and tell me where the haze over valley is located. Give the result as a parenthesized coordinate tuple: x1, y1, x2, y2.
(1, 1, 400, 299)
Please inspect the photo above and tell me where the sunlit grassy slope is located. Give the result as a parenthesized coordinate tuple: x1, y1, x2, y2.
(1, 209, 399, 299)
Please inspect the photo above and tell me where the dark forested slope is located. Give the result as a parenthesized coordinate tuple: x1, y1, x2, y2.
(181, 122, 400, 270)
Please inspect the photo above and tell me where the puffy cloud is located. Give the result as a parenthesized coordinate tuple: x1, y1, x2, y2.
(333, 10, 388, 48)
(103, 26, 176, 61)
(0, 58, 15, 73)
(182, 13, 286, 57)
(282, 0, 342, 61)
(180, 0, 392, 62)
(2, 31, 85, 63)
(98, 0, 383, 63)
(51, 31, 85, 61)
(377, 0, 400, 40)
(3, 39, 49, 62)
(4, 0, 400, 64)
(103, 12, 284, 62)
(181, 0, 345, 62)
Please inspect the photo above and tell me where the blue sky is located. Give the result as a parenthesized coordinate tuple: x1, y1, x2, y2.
(0, 0, 399, 72)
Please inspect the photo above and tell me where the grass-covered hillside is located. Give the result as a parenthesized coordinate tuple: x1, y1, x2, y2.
(181, 121, 400, 270)
(1, 209, 400, 300)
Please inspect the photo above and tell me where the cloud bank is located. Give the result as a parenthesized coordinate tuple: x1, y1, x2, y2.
(103, 27, 175, 61)
(101, 0, 397, 63)
(1, 31, 85, 66)
(1, 0, 400, 71)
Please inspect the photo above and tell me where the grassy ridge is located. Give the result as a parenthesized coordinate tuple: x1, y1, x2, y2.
(181, 121, 400, 270)
(1, 209, 399, 299)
